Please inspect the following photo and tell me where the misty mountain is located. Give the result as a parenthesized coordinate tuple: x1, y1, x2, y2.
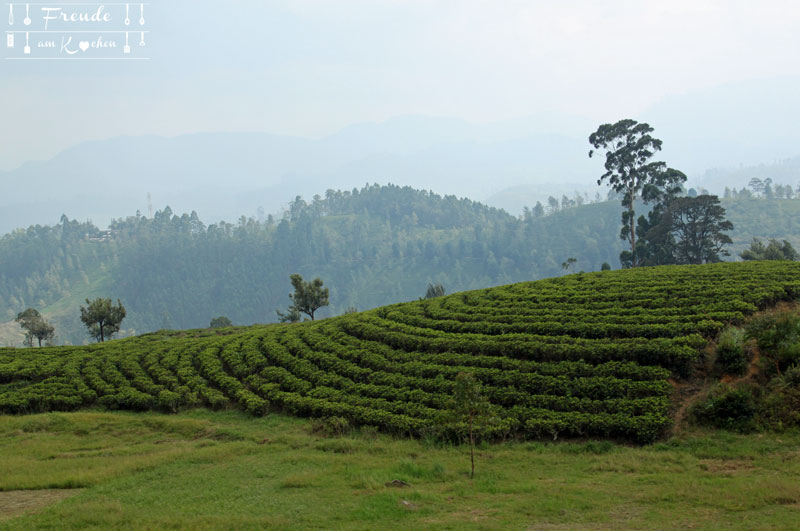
(641, 77, 800, 176)
(3, 77, 800, 233)
(0, 114, 599, 234)
(0, 116, 600, 232)
(486, 78, 800, 213)
(694, 157, 800, 194)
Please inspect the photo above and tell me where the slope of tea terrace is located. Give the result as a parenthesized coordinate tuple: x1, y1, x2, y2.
(1, 261, 799, 443)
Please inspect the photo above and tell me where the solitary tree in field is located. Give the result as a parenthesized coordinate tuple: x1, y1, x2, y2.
(447, 372, 493, 479)
(80, 298, 126, 342)
(15, 308, 55, 347)
(279, 274, 329, 321)
(589, 119, 686, 267)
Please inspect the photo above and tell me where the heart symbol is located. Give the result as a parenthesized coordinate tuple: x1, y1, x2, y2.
(79, 41, 90, 52)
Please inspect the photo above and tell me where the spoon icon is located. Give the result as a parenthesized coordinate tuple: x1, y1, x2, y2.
(23, 3, 30, 26)
(8, 4, 13, 26)
(125, 4, 130, 25)
(139, 4, 144, 25)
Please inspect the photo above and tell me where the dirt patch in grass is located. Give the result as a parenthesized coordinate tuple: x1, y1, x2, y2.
(698, 459, 755, 474)
(0, 489, 82, 521)
(526, 524, 607, 531)
(422, 507, 498, 527)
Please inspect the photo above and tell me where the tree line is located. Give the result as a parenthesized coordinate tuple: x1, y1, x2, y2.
(15, 297, 126, 347)
(3, 168, 799, 344)
(725, 178, 800, 200)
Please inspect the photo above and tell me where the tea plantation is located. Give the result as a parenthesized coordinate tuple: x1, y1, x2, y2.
(2, 262, 800, 444)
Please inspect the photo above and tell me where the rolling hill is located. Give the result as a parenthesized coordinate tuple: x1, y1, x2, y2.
(3, 261, 799, 444)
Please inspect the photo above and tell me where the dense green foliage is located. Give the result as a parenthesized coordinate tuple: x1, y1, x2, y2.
(691, 385, 759, 432)
(640, 195, 734, 265)
(695, 308, 800, 433)
(1, 185, 799, 344)
(2, 261, 799, 444)
(745, 310, 800, 377)
(715, 327, 749, 376)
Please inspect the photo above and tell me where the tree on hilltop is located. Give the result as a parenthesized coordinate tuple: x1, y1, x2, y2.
(423, 282, 446, 299)
(644, 195, 733, 264)
(15, 308, 55, 347)
(589, 119, 686, 267)
(209, 316, 233, 328)
(80, 298, 126, 342)
(278, 274, 329, 322)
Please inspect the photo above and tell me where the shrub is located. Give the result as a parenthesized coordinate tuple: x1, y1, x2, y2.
(157, 390, 181, 412)
(746, 311, 800, 376)
(715, 327, 749, 375)
(782, 365, 800, 387)
(757, 365, 800, 430)
(690, 384, 757, 433)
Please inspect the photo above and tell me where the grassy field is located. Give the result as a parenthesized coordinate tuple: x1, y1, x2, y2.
(3, 262, 800, 528)
(2, 410, 800, 530)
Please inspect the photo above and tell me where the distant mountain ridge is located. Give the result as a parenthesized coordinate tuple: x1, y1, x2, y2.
(2, 77, 799, 233)
(0, 114, 598, 234)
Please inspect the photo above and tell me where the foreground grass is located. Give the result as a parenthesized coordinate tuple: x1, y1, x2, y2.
(1, 410, 800, 529)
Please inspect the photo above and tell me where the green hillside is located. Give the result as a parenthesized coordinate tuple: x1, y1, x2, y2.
(3, 261, 799, 444)
(1, 185, 799, 345)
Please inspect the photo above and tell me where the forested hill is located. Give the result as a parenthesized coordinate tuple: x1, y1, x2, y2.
(1, 184, 799, 345)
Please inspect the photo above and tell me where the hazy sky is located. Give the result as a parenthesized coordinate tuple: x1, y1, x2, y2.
(2, 0, 800, 170)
